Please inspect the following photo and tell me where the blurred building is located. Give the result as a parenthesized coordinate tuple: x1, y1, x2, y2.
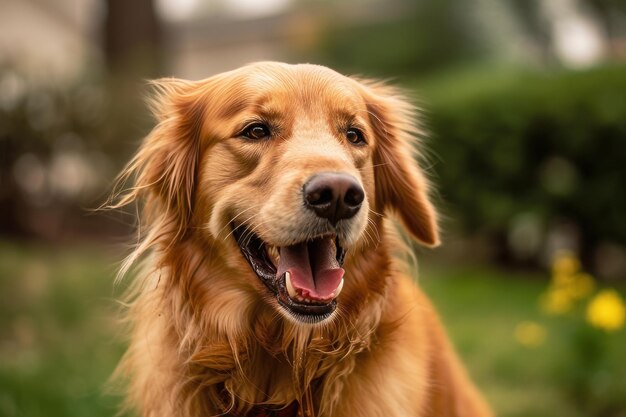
(161, 0, 414, 79)
(2, 0, 622, 83)
(0, 0, 101, 82)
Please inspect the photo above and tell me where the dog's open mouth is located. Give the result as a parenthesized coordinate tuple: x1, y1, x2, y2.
(232, 225, 346, 323)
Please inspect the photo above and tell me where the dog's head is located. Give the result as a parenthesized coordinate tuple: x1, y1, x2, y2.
(122, 62, 438, 324)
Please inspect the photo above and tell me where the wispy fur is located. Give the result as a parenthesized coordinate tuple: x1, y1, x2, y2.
(109, 62, 491, 417)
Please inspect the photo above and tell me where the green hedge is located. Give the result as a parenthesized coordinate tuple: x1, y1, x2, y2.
(417, 65, 626, 260)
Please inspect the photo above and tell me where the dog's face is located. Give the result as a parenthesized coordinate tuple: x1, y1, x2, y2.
(131, 62, 438, 324)
(201, 64, 375, 323)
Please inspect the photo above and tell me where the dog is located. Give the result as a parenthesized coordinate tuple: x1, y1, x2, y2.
(112, 62, 492, 417)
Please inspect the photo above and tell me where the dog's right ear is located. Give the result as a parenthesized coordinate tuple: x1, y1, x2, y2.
(111, 78, 205, 232)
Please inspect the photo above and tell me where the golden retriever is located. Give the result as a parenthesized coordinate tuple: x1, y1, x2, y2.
(112, 62, 492, 417)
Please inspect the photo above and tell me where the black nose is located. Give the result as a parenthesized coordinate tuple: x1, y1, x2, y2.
(303, 173, 365, 225)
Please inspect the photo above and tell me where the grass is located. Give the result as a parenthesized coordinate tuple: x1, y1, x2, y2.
(0, 241, 126, 417)
(420, 263, 626, 417)
(1, 241, 625, 416)
(421, 265, 576, 417)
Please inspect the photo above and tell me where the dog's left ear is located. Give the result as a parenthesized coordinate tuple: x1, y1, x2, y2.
(358, 80, 440, 247)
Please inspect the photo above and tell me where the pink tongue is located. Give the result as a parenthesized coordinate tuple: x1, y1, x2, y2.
(276, 238, 344, 300)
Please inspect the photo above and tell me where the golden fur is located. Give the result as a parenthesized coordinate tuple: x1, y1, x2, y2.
(111, 62, 492, 417)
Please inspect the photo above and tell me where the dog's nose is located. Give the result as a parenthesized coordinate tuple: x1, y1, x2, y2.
(303, 173, 364, 225)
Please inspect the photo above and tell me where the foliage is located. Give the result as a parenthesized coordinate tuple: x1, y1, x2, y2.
(0, 63, 108, 236)
(315, 1, 485, 78)
(0, 242, 126, 417)
(422, 262, 626, 417)
(418, 64, 626, 264)
(0, 62, 147, 239)
(516, 251, 626, 415)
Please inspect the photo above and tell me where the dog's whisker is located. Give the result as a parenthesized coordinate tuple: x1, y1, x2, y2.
(368, 208, 384, 218)
(214, 205, 260, 240)
(364, 228, 376, 248)
(359, 161, 390, 169)
(206, 204, 265, 262)
(366, 216, 381, 242)
(223, 212, 262, 242)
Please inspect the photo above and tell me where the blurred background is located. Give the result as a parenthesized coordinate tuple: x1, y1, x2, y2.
(1, 0, 625, 416)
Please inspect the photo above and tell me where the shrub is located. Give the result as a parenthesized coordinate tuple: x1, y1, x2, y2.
(0, 63, 121, 238)
(419, 64, 626, 267)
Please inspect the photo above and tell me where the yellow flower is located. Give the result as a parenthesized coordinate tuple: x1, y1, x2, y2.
(552, 271, 575, 287)
(551, 251, 581, 277)
(541, 286, 574, 315)
(545, 251, 595, 313)
(569, 273, 595, 300)
(514, 321, 547, 348)
(586, 289, 626, 332)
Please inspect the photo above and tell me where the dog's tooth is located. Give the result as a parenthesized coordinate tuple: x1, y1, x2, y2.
(334, 278, 344, 298)
(285, 271, 298, 299)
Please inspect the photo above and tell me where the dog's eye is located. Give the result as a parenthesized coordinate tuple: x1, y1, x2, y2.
(242, 123, 271, 140)
(346, 128, 366, 145)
